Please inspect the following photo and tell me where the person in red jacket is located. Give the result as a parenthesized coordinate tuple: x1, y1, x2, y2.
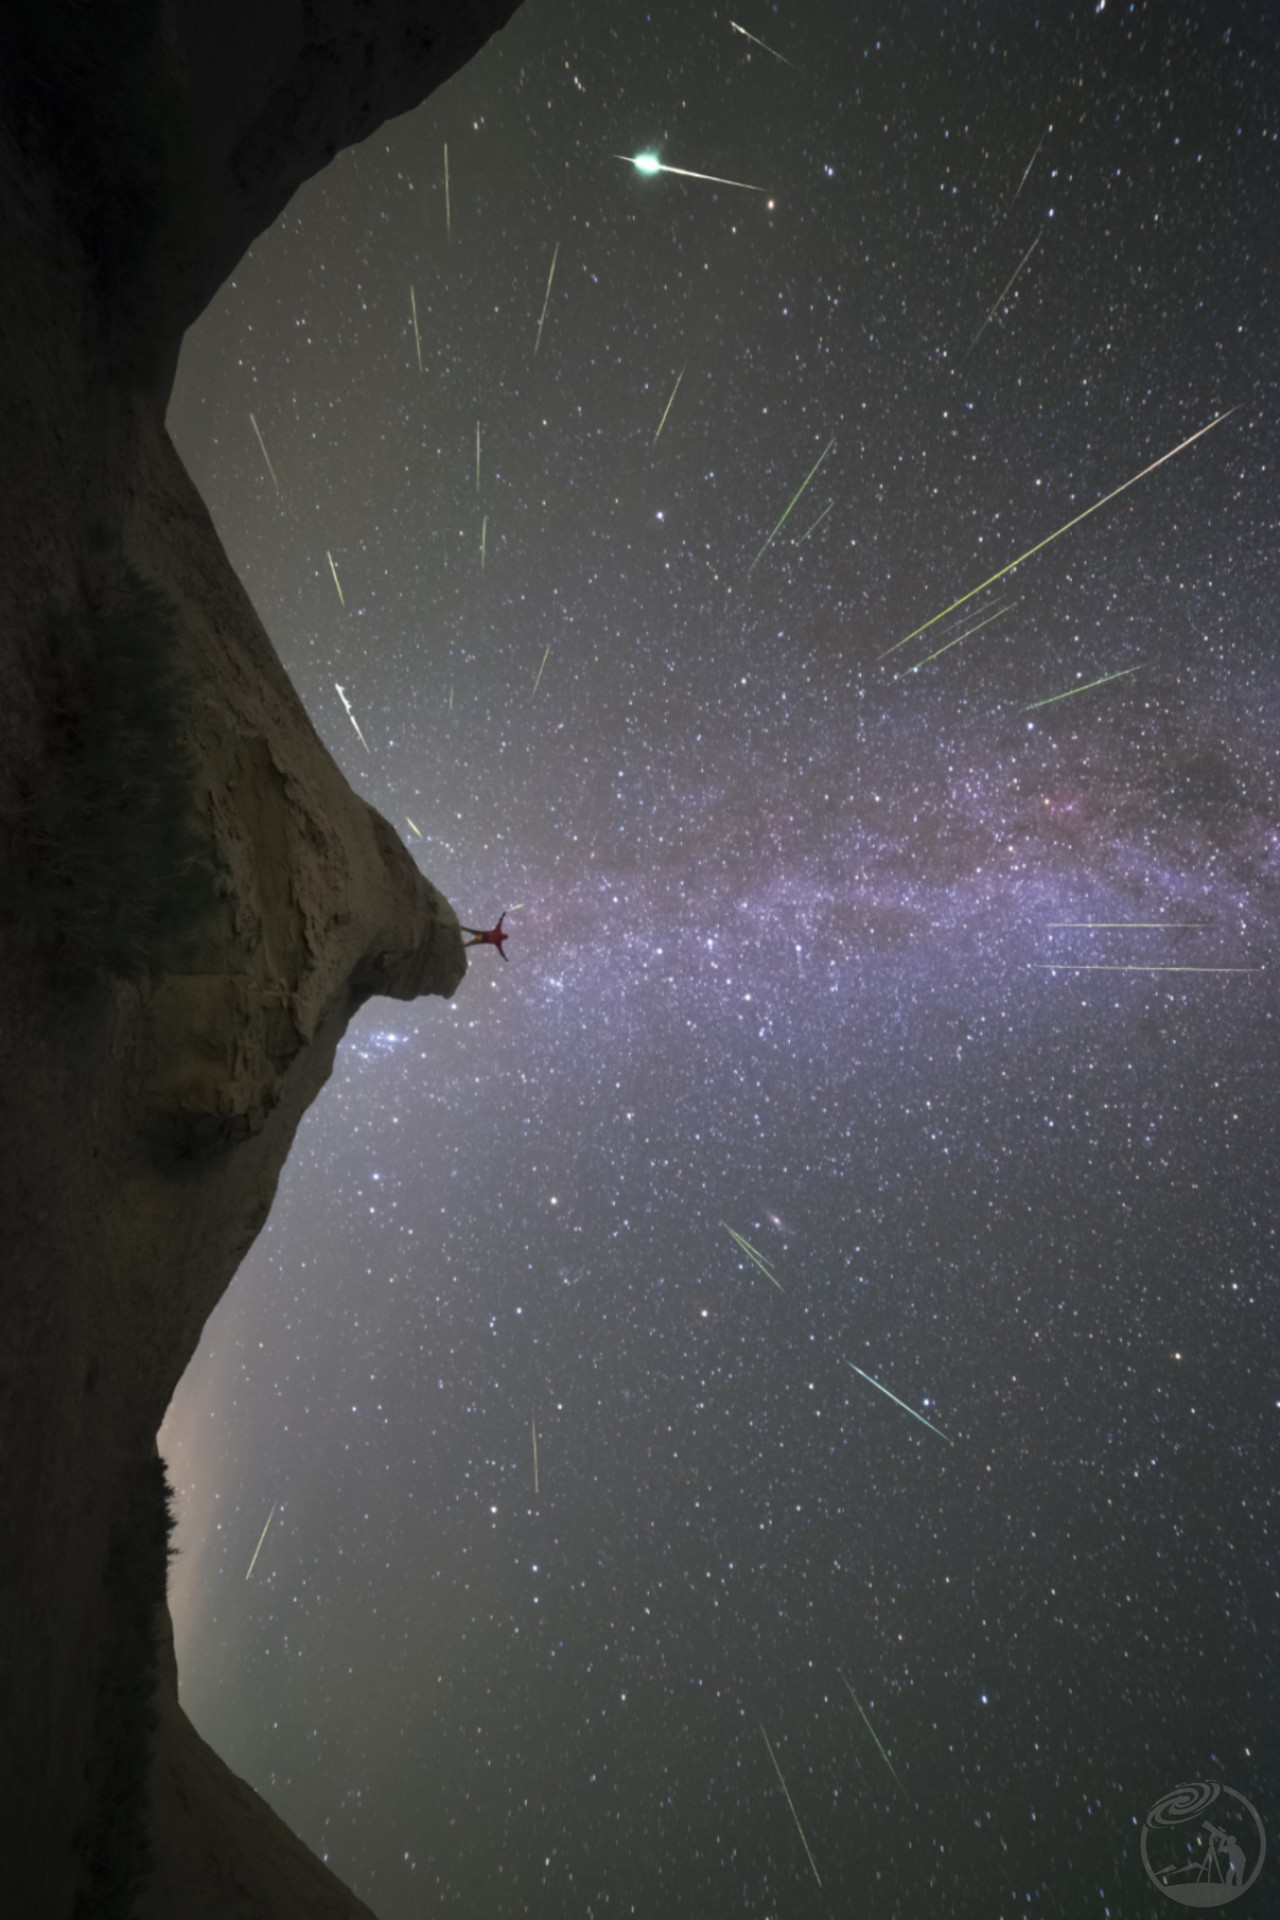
(462, 913, 509, 959)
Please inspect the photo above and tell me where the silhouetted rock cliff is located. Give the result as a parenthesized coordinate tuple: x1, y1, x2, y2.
(0, 3, 519, 1912)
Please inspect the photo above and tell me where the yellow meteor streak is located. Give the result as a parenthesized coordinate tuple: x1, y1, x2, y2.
(1036, 964, 1262, 975)
(882, 411, 1236, 659)
(839, 1671, 903, 1791)
(534, 241, 559, 356)
(443, 143, 451, 241)
(653, 364, 686, 445)
(406, 818, 423, 839)
(758, 1721, 821, 1888)
(845, 1360, 953, 1443)
(749, 435, 836, 574)
(245, 1502, 277, 1581)
(480, 515, 487, 571)
(410, 287, 422, 372)
(966, 230, 1042, 358)
(327, 550, 345, 607)
(730, 19, 801, 70)
(616, 152, 768, 194)
(249, 413, 280, 494)
(532, 645, 550, 697)
(894, 600, 1016, 676)
(532, 1418, 539, 1495)
(1024, 665, 1140, 710)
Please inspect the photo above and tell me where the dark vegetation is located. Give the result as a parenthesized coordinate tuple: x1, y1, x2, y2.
(72, 1457, 177, 1920)
(3, 563, 219, 983)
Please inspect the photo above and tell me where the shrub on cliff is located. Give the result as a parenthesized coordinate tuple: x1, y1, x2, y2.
(72, 1456, 178, 1920)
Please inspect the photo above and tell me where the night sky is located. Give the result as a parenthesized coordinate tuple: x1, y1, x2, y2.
(158, 4, 1279, 1914)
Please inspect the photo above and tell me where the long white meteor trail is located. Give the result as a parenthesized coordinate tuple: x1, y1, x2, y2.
(845, 1360, 954, 1443)
(967, 230, 1043, 358)
(839, 1671, 903, 1790)
(758, 1720, 822, 1887)
(1009, 125, 1051, 210)
(730, 20, 801, 70)
(334, 683, 371, 754)
(245, 1503, 277, 1580)
(616, 153, 768, 194)
(249, 413, 280, 494)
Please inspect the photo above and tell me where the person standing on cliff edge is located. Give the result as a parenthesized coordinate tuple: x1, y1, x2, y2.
(461, 913, 509, 959)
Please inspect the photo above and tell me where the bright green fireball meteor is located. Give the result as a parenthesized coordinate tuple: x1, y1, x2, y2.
(617, 152, 768, 193)
(881, 410, 1236, 660)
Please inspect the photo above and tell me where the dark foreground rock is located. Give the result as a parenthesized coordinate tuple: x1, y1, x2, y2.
(0, 3, 519, 1912)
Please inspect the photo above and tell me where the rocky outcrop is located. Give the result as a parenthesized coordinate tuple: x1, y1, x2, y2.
(0, 3, 519, 1913)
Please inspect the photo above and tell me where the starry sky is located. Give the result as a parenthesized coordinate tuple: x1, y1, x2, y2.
(158, 3, 1279, 1914)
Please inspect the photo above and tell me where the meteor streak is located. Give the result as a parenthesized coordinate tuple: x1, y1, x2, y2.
(1047, 922, 1208, 929)
(795, 500, 833, 543)
(758, 1721, 822, 1888)
(839, 1672, 903, 1791)
(653, 364, 686, 445)
(966, 230, 1042, 359)
(532, 646, 550, 697)
(894, 599, 1017, 676)
(1024, 665, 1140, 710)
(249, 413, 280, 494)
(1009, 125, 1051, 210)
(881, 411, 1235, 659)
(443, 143, 451, 241)
(406, 819, 423, 838)
(845, 1360, 953, 1443)
(534, 242, 559, 355)
(1036, 964, 1262, 975)
(730, 19, 801, 70)
(327, 550, 345, 607)
(245, 1503, 277, 1581)
(720, 1221, 784, 1293)
(616, 153, 768, 193)
(480, 515, 488, 571)
(532, 1419, 539, 1494)
(748, 435, 836, 573)
(410, 287, 422, 372)
(334, 683, 371, 754)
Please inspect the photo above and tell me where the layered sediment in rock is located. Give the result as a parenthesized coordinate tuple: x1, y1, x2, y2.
(0, 4, 519, 1912)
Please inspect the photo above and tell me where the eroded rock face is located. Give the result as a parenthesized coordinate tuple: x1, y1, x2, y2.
(0, 4, 519, 1913)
